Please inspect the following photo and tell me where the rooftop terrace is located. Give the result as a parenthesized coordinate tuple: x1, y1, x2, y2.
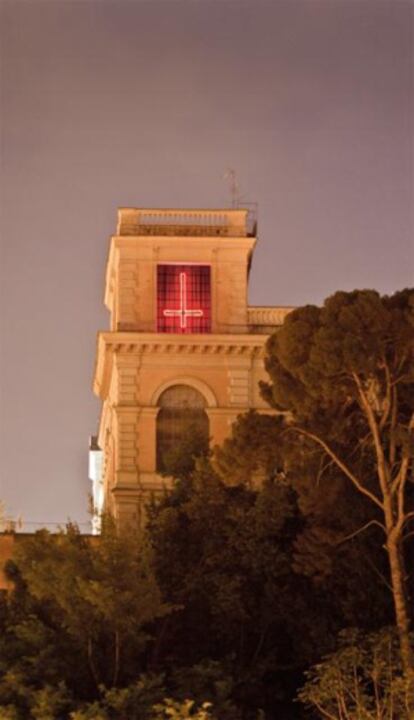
(116, 208, 255, 237)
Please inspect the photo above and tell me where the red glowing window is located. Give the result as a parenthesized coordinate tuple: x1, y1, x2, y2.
(157, 265, 211, 333)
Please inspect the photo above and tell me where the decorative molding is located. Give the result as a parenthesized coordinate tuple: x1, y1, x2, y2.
(227, 368, 250, 407)
(151, 377, 218, 408)
(247, 306, 294, 327)
(100, 332, 266, 352)
(94, 332, 268, 399)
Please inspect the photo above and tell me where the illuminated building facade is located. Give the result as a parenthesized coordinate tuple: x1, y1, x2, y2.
(93, 208, 292, 527)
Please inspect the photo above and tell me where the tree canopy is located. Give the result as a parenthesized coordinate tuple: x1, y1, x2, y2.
(261, 289, 414, 692)
(0, 288, 412, 719)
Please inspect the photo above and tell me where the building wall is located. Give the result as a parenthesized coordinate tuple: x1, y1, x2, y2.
(93, 209, 293, 525)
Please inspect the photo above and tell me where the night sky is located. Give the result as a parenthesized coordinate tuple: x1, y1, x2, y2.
(0, 0, 412, 528)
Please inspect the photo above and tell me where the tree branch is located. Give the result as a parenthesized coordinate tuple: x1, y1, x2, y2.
(388, 385, 398, 470)
(351, 372, 391, 497)
(336, 519, 386, 545)
(394, 412, 414, 532)
(379, 359, 392, 432)
(312, 700, 338, 720)
(289, 426, 384, 510)
(361, 553, 393, 593)
(402, 511, 414, 528)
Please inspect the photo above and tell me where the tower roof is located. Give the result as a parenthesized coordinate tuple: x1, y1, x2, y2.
(116, 208, 253, 237)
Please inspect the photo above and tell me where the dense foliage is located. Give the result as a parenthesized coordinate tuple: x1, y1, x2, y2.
(261, 289, 414, 694)
(0, 288, 412, 718)
(299, 627, 414, 719)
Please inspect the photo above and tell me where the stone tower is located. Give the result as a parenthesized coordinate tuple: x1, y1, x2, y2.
(93, 208, 291, 526)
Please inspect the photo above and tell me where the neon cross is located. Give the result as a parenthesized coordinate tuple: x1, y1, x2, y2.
(163, 272, 204, 329)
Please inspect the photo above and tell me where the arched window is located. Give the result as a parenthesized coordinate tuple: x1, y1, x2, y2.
(156, 385, 209, 473)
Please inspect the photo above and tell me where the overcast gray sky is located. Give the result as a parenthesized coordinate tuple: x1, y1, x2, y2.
(0, 0, 413, 528)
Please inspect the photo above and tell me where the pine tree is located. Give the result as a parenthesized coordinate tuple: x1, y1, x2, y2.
(261, 289, 414, 691)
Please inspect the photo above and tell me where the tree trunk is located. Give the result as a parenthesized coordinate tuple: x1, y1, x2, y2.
(87, 636, 101, 689)
(386, 533, 414, 695)
(149, 614, 170, 670)
(112, 630, 121, 687)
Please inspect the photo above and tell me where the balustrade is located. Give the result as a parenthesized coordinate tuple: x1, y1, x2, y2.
(117, 208, 249, 236)
(247, 306, 293, 327)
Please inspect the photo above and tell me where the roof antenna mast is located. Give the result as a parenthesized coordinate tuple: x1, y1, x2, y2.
(223, 168, 240, 208)
(222, 169, 258, 235)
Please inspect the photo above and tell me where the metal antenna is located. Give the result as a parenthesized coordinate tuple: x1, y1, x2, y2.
(223, 168, 240, 208)
(222, 170, 258, 233)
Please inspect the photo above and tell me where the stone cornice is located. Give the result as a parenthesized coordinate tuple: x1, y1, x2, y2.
(108, 405, 276, 416)
(93, 332, 268, 399)
(110, 234, 256, 249)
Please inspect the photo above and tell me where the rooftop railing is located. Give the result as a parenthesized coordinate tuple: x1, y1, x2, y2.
(117, 208, 250, 237)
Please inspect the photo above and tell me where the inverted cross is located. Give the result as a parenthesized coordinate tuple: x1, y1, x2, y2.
(163, 272, 204, 329)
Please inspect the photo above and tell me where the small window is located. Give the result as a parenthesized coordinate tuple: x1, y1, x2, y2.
(156, 385, 209, 472)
